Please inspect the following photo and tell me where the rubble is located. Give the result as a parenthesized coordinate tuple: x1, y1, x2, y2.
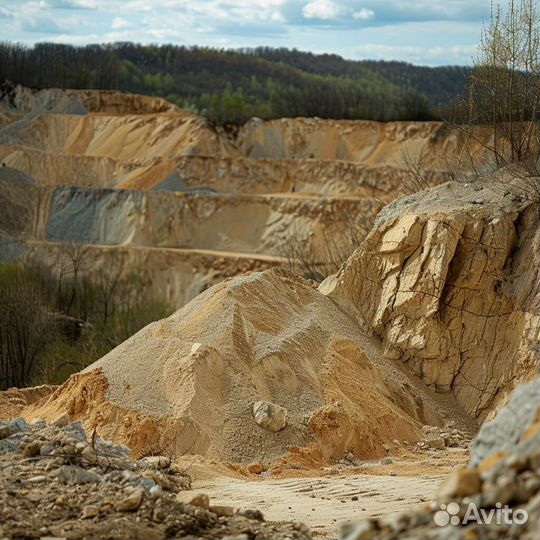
(0, 417, 311, 539)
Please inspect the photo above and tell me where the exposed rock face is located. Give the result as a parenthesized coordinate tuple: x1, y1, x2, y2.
(321, 174, 539, 418)
(8, 84, 180, 115)
(470, 378, 540, 466)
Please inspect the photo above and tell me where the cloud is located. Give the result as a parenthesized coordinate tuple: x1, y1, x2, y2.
(111, 16, 130, 29)
(0, 0, 489, 65)
(302, 0, 343, 20)
(353, 8, 374, 21)
(354, 43, 477, 65)
(47, 0, 97, 8)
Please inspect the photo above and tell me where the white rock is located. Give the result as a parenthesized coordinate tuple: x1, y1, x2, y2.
(252, 401, 287, 432)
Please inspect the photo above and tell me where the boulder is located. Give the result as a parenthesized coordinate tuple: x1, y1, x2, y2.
(175, 491, 210, 509)
(471, 378, 540, 466)
(252, 401, 287, 432)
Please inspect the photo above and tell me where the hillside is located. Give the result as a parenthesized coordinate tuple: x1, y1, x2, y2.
(0, 43, 469, 123)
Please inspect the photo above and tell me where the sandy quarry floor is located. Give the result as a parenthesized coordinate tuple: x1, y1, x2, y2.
(194, 473, 441, 539)
(182, 447, 470, 539)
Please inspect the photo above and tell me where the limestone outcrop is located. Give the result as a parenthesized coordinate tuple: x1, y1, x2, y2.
(321, 173, 540, 418)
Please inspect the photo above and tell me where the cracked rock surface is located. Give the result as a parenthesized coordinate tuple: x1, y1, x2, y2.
(322, 173, 539, 419)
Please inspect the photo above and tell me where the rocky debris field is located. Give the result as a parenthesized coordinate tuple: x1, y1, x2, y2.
(341, 379, 540, 540)
(0, 416, 311, 540)
(416, 424, 469, 452)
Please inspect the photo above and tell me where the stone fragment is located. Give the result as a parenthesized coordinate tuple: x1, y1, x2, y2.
(55, 465, 102, 485)
(80, 446, 98, 464)
(438, 468, 481, 501)
(176, 491, 210, 509)
(27, 475, 48, 483)
(22, 440, 41, 457)
(252, 401, 287, 432)
(115, 489, 144, 512)
(210, 505, 234, 517)
(341, 519, 376, 540)
(81, 505, 99, 519)
(426, 437, 445, 450)
(52, 413, 69, 428)
(247, 461, 266, 474)
(141, 455, 171, 469)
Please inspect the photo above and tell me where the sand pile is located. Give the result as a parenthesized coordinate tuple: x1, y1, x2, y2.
(23, 266, 466, 464)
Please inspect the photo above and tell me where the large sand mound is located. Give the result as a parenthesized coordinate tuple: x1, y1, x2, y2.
(26, 267, 467, 463)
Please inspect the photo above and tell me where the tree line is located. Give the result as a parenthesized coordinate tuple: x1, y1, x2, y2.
(0, 41, 463, 125)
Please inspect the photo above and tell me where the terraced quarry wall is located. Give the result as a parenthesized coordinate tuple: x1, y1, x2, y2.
(0, 86, 493, 309)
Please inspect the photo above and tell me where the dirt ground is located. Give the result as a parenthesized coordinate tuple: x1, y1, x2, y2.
(179, 446, 470, 538)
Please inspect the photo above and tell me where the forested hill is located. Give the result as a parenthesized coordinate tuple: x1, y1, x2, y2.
(0, 42, 469, 125)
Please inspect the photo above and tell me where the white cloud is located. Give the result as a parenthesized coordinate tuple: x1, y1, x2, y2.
(47, 0, 97, 8)
(0, 0, 488, 65)
(353, 8, 374, 21)
(302, 0, 343, 20)
(111, 16, 130, 29)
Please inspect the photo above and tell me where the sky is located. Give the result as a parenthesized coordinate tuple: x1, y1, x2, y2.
(0, 0, 494, 66)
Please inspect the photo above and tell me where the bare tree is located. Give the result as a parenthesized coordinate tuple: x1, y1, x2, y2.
(283, 209, 373, 282)
(94, 260, 124, 325)
(51, 243, 91, 318)
(0, 265, 55, 389)
(451, 0, 539, 197)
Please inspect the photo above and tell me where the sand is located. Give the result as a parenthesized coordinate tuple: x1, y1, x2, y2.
(23, 266, 477, 467)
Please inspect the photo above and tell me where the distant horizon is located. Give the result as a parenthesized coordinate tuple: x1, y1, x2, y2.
(0, 0, 494, 67)
(4, 40, 474, 69)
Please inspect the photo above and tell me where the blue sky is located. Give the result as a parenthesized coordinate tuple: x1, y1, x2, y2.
(0, 0, 493, 66)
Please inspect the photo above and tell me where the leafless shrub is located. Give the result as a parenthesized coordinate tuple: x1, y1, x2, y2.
(449, 0, 540, 200)
(0, 264, 56, 389)
(283, 209, 372, 282)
